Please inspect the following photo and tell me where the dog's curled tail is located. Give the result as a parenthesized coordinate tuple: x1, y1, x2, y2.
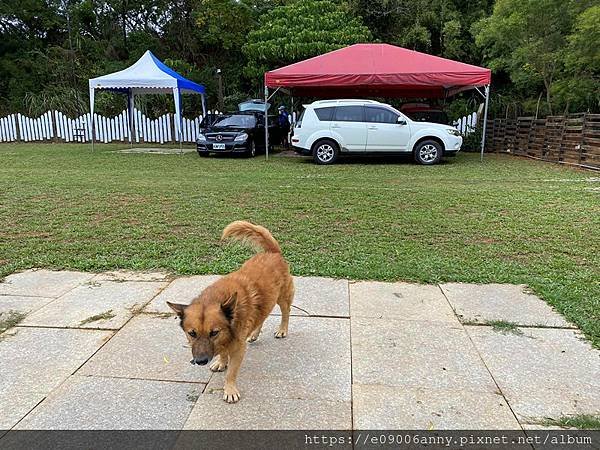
(221, 221, 281, 254)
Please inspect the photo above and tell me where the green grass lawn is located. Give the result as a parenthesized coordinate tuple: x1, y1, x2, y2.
(1, 143, 598, 346)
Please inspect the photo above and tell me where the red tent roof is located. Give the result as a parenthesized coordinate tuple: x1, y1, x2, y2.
(265, 44, 491, 98)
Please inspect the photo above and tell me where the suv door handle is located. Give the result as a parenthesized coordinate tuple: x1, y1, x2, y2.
(331, 123, 341, 129)
(368, 125, 378, 130)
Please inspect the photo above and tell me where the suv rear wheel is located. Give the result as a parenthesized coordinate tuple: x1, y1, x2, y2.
(312, 139, 339, 165)
(414, 140, 442, 165)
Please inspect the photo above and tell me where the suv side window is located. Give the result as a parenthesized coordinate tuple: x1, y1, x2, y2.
(333, 106, 364, 122)
(314, 107, 335, 121)
(365, 107, 398, 124)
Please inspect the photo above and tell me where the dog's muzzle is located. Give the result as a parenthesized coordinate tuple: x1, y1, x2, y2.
(190, 356, 209, 366)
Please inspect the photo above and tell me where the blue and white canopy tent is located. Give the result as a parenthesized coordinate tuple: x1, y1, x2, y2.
(89, 50, 206, 150)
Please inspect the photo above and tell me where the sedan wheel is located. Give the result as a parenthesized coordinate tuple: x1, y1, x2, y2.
(246, 141, 256, 158)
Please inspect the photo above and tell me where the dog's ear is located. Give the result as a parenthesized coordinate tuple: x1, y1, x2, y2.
(221, 292, 237, 322)
(166, 301, 187, 318)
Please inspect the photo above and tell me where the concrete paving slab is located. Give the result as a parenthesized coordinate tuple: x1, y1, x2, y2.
(350, 281, 458, 323)
(92, 270, 171, 282)
(21, 280, 166, 329)
(145, 275, 222, 313)
(353, 384, 521, 430)
(0, 327, 113, 429)
(441, 283, 574, 328)
(0, 295, 55, 316)
(205, 315, 351, 402)
(352, 318, 497, 393)
(0, 390, 46, 430)
(292, 276, 349, 317)
(185, 385, 351, 430)
(79, 314, 211, 383)
(14, 375, 201, 429)
(0, 269, 94, 298)
(466, 326, 600, 422)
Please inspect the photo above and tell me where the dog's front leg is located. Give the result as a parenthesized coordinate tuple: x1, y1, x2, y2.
(209, 354, 228, 372)
(223, 341, 246, 403)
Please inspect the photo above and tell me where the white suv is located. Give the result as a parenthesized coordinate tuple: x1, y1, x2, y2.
(291, 99, 462, 165)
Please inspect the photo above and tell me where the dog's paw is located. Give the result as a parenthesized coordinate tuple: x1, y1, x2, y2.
(274, 329, 288, 339)
(246, 335, 259, 343)
(209, 356, 227, 372)
(223, 384, 241, 403)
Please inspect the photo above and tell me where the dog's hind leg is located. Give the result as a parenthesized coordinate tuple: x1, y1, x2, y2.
(275, 280, 294, 339)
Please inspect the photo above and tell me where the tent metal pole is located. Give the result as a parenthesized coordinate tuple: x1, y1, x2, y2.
(128, 90, 134, 148)
(264, 85, 269, 161)
(89, 87, 95, 151)
(173, 87, 183, 155)
(480, 84, 490, 162)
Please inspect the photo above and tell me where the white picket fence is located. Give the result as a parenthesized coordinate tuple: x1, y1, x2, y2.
(454, 111, 478, 135)
(0, 109, 219, 144)
(1, 108, 479, 143)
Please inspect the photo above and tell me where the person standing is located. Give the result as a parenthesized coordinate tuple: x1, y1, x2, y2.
(278, 105, 290, 149)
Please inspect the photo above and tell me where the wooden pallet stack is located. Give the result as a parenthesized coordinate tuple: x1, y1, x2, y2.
(581, 114, 600, 168)
(485, 113, 600, 170)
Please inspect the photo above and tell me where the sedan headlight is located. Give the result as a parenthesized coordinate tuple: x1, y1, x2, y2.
(197, 133, 207, 142)
(446, 128, 461, 136)
(234, 133, 248, 142)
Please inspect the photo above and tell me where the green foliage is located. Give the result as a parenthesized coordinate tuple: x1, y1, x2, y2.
(243, 0, 372, 78)
(460, 127, 483, 152)
(349, 0, 493, 64)
(474, 0, 599, 114)
(554, 5, 600, 112)
(540, 415, 600, 430)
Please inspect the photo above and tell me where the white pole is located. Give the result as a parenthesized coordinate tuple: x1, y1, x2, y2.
(480, 84, 490, 162)
(173, 87, 183, 155)
(264, 85, 269, 160)
(128, 90, 135, 148)
(89, 87, 95, 151)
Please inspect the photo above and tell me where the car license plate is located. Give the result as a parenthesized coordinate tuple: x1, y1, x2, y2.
(212, 143, 226, 150)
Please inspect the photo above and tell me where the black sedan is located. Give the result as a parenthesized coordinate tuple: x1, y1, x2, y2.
(196, 113, 278, 157)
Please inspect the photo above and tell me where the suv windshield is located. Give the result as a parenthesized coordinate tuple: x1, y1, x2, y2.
(212, 115, 256, 128)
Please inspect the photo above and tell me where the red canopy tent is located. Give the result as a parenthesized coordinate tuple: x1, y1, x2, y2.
(263, 43, 491, 158)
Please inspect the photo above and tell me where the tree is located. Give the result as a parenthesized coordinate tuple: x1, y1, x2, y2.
(348, 0, 493, 63)
(242, 0, 372, 80)
(473, 0, 591, 115)
(552, 5, 600, 112)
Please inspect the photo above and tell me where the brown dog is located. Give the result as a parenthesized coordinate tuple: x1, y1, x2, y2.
(167, 221, 294, 403)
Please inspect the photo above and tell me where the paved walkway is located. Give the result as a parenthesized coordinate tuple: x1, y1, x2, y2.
(0, 269, 598, 431)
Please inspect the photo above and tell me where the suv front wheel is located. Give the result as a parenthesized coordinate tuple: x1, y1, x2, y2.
(312, 139, 339, 165)
(414, 140, 442, 165)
